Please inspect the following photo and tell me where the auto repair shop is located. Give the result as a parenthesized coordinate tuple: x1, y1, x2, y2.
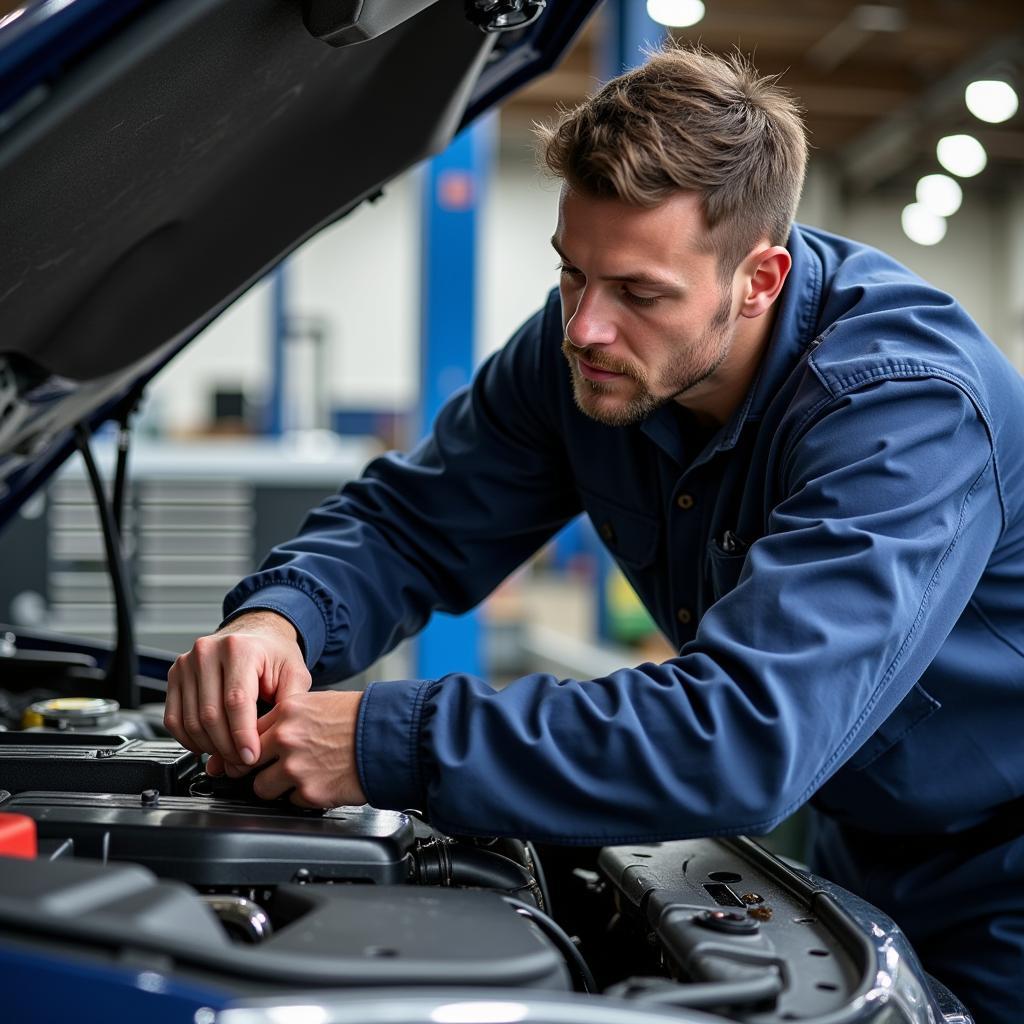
(0, 2, 1022, 1023)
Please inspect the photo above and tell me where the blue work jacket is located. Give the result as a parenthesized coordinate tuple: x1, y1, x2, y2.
(227, 224, 1024, 1019)
(225, 223, 1024, 848)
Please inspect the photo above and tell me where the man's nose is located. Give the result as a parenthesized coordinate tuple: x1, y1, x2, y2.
(565, 289, 616, 348)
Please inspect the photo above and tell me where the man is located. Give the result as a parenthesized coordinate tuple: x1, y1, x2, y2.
(165, 46, 1024, 1023)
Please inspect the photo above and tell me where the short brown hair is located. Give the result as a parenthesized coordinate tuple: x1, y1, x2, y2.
(537, 45, 808, 277)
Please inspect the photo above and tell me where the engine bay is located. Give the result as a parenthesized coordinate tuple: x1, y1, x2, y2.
(0, 682, 968, 1024)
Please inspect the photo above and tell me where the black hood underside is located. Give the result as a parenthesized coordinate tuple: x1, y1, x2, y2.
(0, 0, 493, 383)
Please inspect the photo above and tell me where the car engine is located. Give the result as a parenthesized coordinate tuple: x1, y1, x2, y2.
(0, 687, 971, 1024)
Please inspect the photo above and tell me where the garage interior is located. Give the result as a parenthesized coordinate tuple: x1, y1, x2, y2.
(0, 2, 1022, 1021)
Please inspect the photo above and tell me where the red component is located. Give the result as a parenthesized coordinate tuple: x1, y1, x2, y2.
(0, 813, 37, 858)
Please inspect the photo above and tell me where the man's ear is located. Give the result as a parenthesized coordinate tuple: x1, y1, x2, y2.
(739, 246, 791, 319)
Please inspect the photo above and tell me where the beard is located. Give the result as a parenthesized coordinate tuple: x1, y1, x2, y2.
(561, 289, 734, 427)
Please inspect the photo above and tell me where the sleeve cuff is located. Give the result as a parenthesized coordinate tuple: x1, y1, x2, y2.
(222, 584, 328, 671)
(357, 678, 437, 810)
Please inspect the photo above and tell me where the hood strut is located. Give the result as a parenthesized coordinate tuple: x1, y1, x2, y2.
(73, 418, 139, 710)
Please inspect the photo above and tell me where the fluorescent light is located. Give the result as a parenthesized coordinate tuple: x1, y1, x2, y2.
(0, 9, 29, 32)
(915, 174, 962, 217)
(264, 1009, 330, 1024)
(936, 134, 987, 178)
(431, 1003, 530, 1024)
(901, 203, 947, 246)
(965, 80, 1019, 124)
(646, 0, 706, 28)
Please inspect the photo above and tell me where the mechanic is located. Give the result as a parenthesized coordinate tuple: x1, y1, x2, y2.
(165, 46, 1024, 1024)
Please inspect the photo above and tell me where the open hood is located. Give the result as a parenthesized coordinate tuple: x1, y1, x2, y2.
(0, 0, 597, 524)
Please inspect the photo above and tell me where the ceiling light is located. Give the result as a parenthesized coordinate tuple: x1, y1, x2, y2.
(936, 134, 987, 178)
(901, 203, 947, 246)
(965, 79, 1019, 124)
(646, 0, 706, 28)
(0, 9, 29, 33)
(915, 174, 962, 217)
(431, 1003, 529, 1024)
(264, 1007, 330, 1024)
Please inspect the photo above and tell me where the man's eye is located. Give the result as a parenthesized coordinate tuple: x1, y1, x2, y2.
(624, 290, 658, 307)
(557, 263, 582, 278)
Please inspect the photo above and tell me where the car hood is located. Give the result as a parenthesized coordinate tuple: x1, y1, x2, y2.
(0, 0, 596, 524)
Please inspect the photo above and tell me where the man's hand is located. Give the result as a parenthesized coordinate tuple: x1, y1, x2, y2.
(248, 691, 367, 808)
(164, 611, 311, 774)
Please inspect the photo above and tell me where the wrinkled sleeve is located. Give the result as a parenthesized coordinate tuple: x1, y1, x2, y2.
(222, 301, 581, 681)
(358, 376, 1003, 844)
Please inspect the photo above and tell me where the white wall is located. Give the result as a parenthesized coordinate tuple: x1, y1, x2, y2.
(147, 149, 1023, 435)
(147, 276, 272, 435)
(1003, 191, 1024, 369)
(149, 175, 421, 435)
(832, 197, 1005, 352)
(288, 181, 420, 409)
(478, 154, 562, 359)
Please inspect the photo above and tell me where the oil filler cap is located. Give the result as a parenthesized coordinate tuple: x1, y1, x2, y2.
(695, 909, 759, 935)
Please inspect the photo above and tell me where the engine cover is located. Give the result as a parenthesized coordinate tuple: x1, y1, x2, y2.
(0, 856, 570, 992)
(0, 732, 201, 796)
(3, 791, 416, 886)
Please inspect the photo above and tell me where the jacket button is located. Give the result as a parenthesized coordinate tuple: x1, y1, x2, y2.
(676, 493, 695, 510)
(599, 521, 616, 543)
(676, 607, 692, 625)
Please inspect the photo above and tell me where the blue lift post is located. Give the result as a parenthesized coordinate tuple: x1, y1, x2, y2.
(415, 118, 494, 679)
(267, 264, 288, 437)
(601, 0, 667, 79)
(591, 0, 666, 642)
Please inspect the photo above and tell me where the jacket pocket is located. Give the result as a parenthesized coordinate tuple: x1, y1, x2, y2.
(705, 536, 750, 601)
(580, 488, 660, 570)
(845, 682, 942, 772)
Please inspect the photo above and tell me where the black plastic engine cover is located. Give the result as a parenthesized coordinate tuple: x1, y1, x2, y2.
(0, 733, 201, 795)
(5, 791, 416, 886)
(0, 857, 570, 991)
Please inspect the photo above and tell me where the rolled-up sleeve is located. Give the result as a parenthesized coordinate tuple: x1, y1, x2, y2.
(358, 376, 1003, 844)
